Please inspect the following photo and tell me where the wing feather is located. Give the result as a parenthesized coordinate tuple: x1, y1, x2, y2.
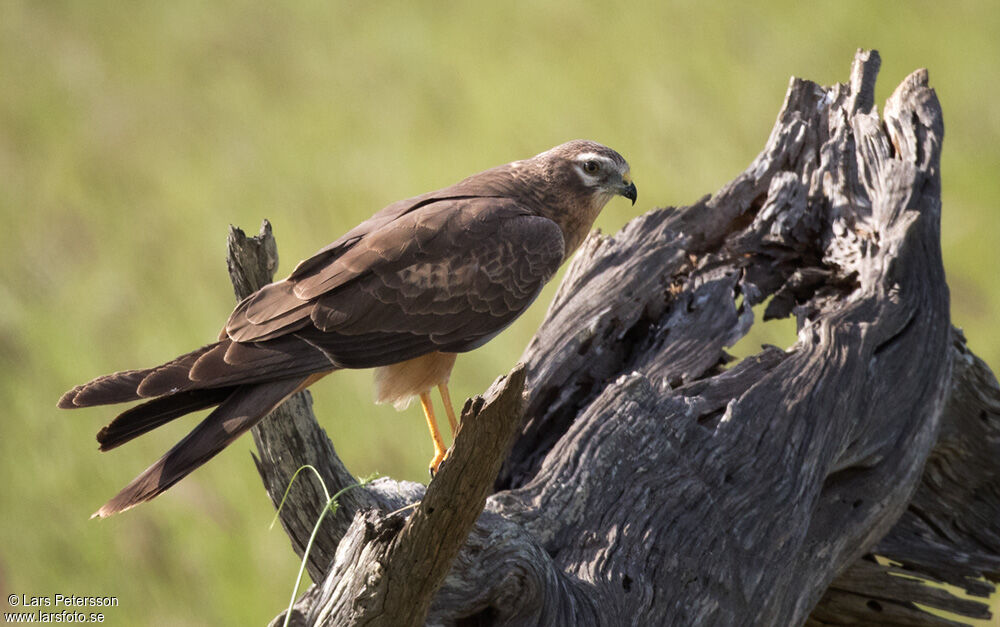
(224, 195, 565, 368)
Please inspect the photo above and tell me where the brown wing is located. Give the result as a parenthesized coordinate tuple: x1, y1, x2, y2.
(60, 195, 561, 409)
(226, 197, 565, 369)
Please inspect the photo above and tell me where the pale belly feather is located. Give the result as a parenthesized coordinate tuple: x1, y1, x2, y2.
(372, 351, 457, 410)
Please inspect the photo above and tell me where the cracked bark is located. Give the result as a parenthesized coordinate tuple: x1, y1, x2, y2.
(223, 49, 998, 626)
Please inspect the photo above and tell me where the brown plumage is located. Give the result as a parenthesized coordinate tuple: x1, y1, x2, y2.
(59, 140, 636, 517)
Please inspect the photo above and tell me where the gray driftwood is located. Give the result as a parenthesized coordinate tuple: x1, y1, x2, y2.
(222, 49, 998, 626)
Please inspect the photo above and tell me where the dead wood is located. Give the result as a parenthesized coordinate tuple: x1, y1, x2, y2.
(221, 49, 997, 626)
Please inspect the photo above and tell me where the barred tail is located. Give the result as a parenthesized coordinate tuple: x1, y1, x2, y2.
(92, 376, 307, 518)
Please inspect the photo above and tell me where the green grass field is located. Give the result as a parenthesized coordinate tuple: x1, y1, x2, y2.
(2, 1, 998, 624)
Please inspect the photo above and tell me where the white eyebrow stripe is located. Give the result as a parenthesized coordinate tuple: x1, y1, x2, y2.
(575, 152, 613, 163)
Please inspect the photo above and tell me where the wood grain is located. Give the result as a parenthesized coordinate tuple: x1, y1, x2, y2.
(223, 49, 997, 626)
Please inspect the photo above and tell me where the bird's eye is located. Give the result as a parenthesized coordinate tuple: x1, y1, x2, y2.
(583, 160, 600, 174)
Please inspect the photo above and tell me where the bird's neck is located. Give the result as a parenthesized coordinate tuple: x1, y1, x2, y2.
(466, 161, 607, 261)
(551, 192, 612, 258)
(499, 162, 605, 260)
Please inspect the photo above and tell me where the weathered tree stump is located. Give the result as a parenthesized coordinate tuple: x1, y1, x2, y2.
(223, 49, 998, 626)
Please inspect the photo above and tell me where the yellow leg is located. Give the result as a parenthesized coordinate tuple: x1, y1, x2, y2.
(438, 382, 459, 437)
(420, 392, 448, 476)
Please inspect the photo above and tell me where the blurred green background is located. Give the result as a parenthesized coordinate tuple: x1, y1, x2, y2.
(2, 1, 998, 625)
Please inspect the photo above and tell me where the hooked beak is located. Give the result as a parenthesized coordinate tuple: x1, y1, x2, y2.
(618, 174, 637, 205)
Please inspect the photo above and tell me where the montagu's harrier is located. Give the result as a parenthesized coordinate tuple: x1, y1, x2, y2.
(59, 140, 636, 517)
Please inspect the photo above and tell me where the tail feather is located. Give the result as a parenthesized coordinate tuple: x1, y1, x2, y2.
(58, 344, 219, 409)
(96, 388, 235, 451)
(134, 349, 211, 398)
(58, 369, 151, 408)
(59, 336, 331, 409)
(58, 333, 341, 517)
(92, 377, 307, 518)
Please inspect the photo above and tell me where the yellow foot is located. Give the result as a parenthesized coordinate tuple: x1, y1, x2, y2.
(428, 448, 450, 478)
(421, 391, 450, 479)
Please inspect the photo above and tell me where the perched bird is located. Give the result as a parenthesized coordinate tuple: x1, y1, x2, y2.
(59, 140, 636, 518)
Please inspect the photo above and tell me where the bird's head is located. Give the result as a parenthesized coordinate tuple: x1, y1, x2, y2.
(540, 140, 636, 207)
(524, 140, 636, 256)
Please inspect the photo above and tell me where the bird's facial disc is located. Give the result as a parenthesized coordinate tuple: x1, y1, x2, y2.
(572, 152, 637, 206)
